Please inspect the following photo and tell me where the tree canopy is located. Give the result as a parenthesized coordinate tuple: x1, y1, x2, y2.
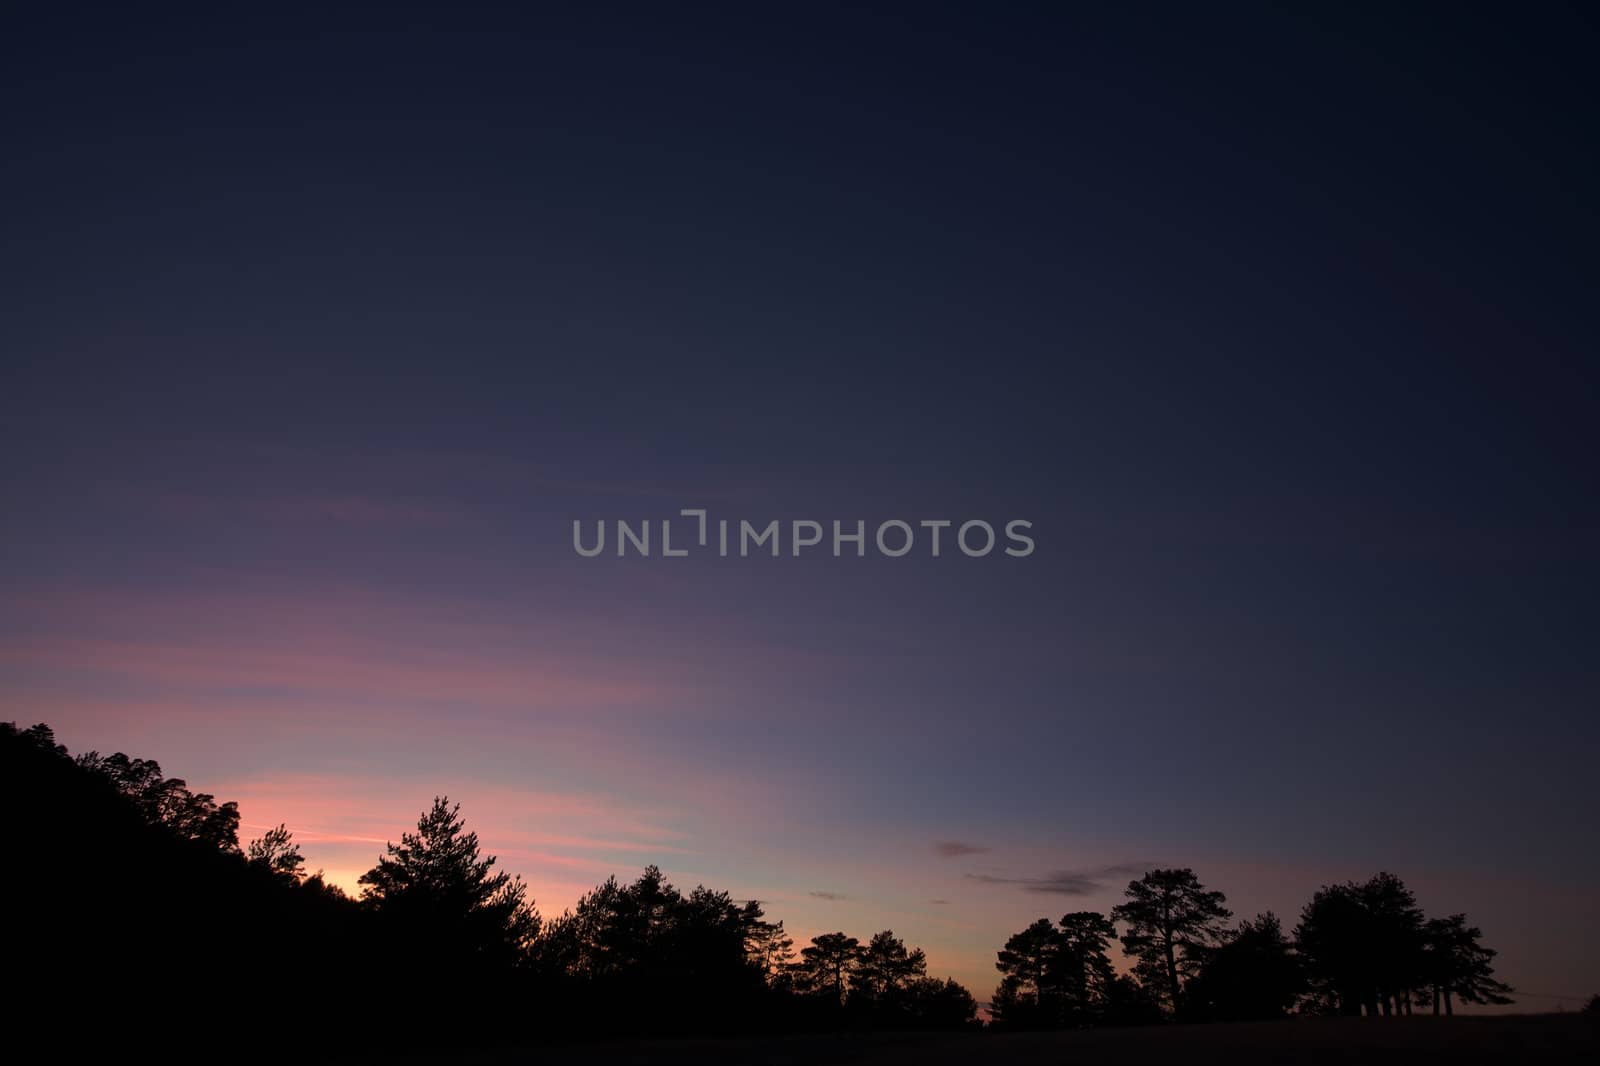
(359, 795, 541, 969)
(1111, 868, 1232, 1017)
(992, 912, 1120, 1028)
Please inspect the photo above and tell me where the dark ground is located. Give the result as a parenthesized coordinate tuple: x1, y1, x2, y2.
(406, 1015, 1597, 1065)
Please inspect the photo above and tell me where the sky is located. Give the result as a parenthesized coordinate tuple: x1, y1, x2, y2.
(3, 3, 1597, 1010)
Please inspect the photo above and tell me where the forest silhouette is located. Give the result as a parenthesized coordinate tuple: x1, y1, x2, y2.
(3, 721, 1564, 1054)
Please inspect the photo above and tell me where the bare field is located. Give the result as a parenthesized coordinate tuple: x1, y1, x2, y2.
(421, 1015, 1599, 1065)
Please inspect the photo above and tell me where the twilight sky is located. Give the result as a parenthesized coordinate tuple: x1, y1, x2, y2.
(3, 4, 1597, 1009)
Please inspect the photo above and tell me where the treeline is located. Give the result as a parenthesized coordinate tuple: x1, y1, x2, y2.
(1, 723, 976, 1048)
(990, 867, 1514, 1029)
(1, 722, 1529, 1051)
(4, 722, 370, 1046)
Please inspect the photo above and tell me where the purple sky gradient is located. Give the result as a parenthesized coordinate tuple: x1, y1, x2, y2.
(3, 3, 1597, 1012)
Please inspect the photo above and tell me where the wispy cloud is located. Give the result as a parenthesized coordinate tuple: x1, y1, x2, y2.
(258, 494, 476, 528)
(809, 890, 848, 901)
(935, 840, 991, 858)
(0, 635, 680, 712)
(966, 862, 1148, 896)
(149, 490, 479, 529)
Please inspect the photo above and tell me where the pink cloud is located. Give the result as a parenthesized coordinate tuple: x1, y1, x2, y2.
(1, 635, 671, 710)
(2, 576, 842, 691)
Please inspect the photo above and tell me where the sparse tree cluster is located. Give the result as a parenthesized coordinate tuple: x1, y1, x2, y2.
(991, 912, 1137, 1027)
(1296, 873, 1512, 1016)
(789, 928, 978, 1027)
(990, 866, 1514, 1028)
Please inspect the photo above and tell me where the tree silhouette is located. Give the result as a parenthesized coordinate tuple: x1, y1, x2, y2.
(1186, 911, 1303, 1021)
(17, 722, 66, 756)
(533, 865, 771, 1034)
(1052, 911, 1120, 1025)
(900, 976, 980, 1028)
(359, 796, 540, 968)
(992, 918, 1059, 1027)
(992, 912, 1119, 1028)
(1111, 868, 1231, 1017)
(1296, 872, 1429, 1016)
(743, 904, 796, 986)
(1418, 914, 1513, 1014)
(677, 884, 763, 990)
(3, 719, 1536, 1047)
(77, 749, 241, 850)
(246, 823, 306, 882)
(2, 722, 375, 1050)
(1103, 973, 1165, 1026)
(854, 930, 928, 1004)
(796, 932, 862, 1006)
(1362, 872, 1426, 1015)
(1295, 881, 1368, 1014)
